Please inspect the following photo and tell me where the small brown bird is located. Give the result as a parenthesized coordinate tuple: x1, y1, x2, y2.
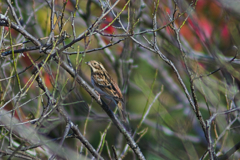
(85, 60, 126, 121)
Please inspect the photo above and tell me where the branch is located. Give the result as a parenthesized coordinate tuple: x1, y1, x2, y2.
(0, 14, 41, 46)
(55, 56, 146, 160)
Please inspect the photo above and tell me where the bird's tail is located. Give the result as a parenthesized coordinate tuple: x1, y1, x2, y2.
(117, 101, 132, 133)
(117, 101, 127, 122)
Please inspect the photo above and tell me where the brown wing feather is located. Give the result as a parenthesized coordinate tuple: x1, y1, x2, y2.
(104, 71, 123, 101)
(92, 71, 123, 101)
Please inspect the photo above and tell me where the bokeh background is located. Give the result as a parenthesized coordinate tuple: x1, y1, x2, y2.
(1, 0, 240, 159)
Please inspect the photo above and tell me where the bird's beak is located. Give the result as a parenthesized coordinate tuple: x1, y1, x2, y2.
(85, 61, 89, 66)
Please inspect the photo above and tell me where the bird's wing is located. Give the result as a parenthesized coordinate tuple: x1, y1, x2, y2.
(92, 72, 123, 101)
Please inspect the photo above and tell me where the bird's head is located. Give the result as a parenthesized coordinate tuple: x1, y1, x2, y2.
(85, 60, 106, 73)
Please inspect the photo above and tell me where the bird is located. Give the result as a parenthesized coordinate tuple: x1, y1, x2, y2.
(85, 60, 126, 122)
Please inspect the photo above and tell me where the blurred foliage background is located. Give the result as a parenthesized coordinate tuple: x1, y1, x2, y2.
(1, 0, 240, 159)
